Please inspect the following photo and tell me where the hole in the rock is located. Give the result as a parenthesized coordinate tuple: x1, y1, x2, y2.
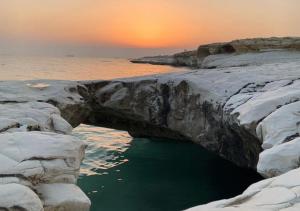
(220, 44, 236, 54)
(73, 124, 263, 211)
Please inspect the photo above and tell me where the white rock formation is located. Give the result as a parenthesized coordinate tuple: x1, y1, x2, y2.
(257, 137, 300, 177)
(87, 38, 300, 211)
(0, 81, 84, 105)
(201, 50, 300, 69)
(0, 80, 90, 127)
(257, 101, 300, 149)
(37, 183, 91, 211)
(0, 132, 86, 184)
(186, 168, 300, 211)
(229, 79, 300, 133)
(0, 102, 72, 134)
(0, 183, 43, 211)
(0, 130, 90, 210)
(0, 92, 90, 210)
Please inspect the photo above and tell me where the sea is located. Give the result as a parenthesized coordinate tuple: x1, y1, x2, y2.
(0, 55, 184, 80)
(0, 55, 262, 211)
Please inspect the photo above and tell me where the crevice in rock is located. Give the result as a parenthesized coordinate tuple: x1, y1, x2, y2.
(0, 206, 27, 211)
(257, 98, 300, 127)
(282, 133, 300, 144)
(0, 123, 20, 133)
(0, 101, 28, 104)
(223, 82, 255, 110)
(0, 174, 29, 181)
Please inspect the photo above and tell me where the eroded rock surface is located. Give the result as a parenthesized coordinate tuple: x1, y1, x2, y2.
(83, 47, 300, 170)
(0, 132, 90, 210)
(0, 183, 43, 211)
(0, 80, 90, 127)
(0, 81, 91, 210)
(83, 38, 300, 211)
(0, 102, 72, 134)
(0, 132, 85, 184)
(37, 183, 91, 211)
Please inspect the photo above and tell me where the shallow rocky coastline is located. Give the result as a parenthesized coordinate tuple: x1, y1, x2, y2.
(131, 37, 300, 68)
(2, 37, 300, 210)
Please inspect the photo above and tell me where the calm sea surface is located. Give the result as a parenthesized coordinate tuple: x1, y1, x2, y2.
(0, 56, 262, 211)
(0, 55, 185, 80)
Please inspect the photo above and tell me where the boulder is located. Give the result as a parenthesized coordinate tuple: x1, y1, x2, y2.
(0, 183, 43, 211)
(0, 131, 86, 185)
(0, 102, 73, 134)
(257, 101, 300, 149)
(257, 137, 300, 177)
(36, 183, 91, 211)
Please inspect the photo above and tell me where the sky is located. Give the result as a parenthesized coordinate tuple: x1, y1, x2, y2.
(0, 0, 300, 57)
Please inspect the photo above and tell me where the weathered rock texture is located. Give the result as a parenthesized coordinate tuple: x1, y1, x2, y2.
(0, 81, 91, 211)
(86, 37, 300, 210)
(2, 37, 300, 210)
(84, 50, 300, 170)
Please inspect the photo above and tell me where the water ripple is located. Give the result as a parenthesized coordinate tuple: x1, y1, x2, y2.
(73, 124, 132, 176)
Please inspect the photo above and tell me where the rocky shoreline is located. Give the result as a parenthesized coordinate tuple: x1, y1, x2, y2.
(2, 37, 300, 210)
(131, 37, 300, 68)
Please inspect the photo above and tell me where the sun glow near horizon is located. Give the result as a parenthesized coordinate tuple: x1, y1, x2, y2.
(104, 3, 194, 48)
(1, 0, 300, 52)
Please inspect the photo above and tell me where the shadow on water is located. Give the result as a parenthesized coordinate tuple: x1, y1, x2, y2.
(78, 137, 262, 211)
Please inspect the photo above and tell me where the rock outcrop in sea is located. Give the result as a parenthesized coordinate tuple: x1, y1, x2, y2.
(131, 37, 300, 68)
(2, 37, 300, 210)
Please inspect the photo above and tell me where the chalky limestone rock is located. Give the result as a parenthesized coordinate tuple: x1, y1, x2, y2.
(0, 132, 85, 184)
(37, 184, 91, 211)
(0, 183, 43, 211)
(2, 37, 300, 210)
(0, 81, 90, 210)
(0, 102, 72, 134)
(0, 80, 90, 127)
(84, 49, 300, 170)
(85, 37, 300, 210)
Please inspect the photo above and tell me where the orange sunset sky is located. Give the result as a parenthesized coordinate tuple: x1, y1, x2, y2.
(1, 0, 300, 57)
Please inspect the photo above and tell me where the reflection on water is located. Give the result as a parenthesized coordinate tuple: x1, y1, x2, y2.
(73, 125, 131, 176)
(0, 56, 186, 80)
(26, 82, 50, 90)
(73, 125, 262, 211)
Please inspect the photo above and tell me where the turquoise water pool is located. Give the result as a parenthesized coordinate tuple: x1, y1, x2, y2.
(74, 125, 262, 211)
